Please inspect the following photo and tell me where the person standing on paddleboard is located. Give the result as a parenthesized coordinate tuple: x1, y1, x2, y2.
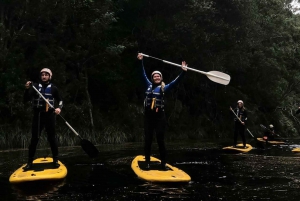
(230, 100, 248, 148)
(137, 53, 187, 170)
(23, 68, 63, 170)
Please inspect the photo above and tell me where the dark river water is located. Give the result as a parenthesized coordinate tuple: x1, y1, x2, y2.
(1, 139, 300, 201)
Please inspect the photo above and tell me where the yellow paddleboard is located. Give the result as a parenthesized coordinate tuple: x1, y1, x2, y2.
(131, 155, 191, 182)
(222, 143, 253, 153)
(9, 157, 67, 184)
(256, 138, 285, 144)
(292, 148, 300, 152)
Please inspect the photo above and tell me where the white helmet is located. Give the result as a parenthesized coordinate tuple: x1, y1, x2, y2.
(151, 71, 163, 81)
(40, 68, 52, 79)
(237, 100, 244, 104)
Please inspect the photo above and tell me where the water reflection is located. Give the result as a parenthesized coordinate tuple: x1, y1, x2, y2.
(12, 180, 65, 200)
(2, 140, 300, 200)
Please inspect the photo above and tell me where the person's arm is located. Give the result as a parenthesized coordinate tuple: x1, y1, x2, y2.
(243, 110, 248, 124)
(52, 85, 63, 114)
(164, 61, 187, 92)
(23, 82, 38, 103)
(137, 53, 151, 87)
(141, 60, 152, 87)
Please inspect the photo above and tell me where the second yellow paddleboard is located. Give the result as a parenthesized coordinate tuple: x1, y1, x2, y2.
(222, 143, 253, 153)
(131, 155, 191, 182)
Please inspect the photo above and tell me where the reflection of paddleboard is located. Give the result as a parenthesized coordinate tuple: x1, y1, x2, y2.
(222, 143, 253, 153)
(256, 138, 285, 144)
(292, 148, 300, 152)
(131, 155, 191, 182)
(9, 157, 67, 184)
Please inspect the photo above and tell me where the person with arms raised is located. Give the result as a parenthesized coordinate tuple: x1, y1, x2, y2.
(137, 53, 187, 169)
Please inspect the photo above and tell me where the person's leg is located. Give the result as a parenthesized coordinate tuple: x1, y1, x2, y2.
(233, 123, 238, 147)
(45, 112, 59, 168)
(155, 116, 167, 169)
(24, 111, 43, 170)
(144, 115, 154, 168)
(240, 126, 246, 147)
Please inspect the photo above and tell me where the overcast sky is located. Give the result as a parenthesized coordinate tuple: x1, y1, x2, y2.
(290, 0, 300, 14)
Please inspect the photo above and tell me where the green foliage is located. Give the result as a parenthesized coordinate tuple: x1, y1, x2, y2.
(1, 0, 300, 149)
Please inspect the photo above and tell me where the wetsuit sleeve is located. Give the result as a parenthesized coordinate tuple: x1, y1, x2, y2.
(52, 85, 63, 109)
(139, 60, 151, 87)
(23, 83, 39, 103)
(243, 110, 248, 123)
(164, 71, 186, 93)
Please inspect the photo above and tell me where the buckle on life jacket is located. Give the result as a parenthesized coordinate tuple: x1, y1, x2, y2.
(151, 98, 156, 110)
(46, 98, 49, 112)
(151, 98, 160, 112)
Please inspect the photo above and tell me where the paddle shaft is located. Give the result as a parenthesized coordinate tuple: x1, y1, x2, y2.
(31, 84, 83, 139)
(140, 53, 230, 82)
(230, 108, 254, 138)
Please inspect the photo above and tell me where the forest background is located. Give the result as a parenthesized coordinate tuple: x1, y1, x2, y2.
(1, 0, 300, 149)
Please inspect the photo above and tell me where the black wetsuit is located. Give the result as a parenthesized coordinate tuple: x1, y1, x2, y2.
(140, 60, 185, 164)
(24, 82, 63, 163)
(233, 107, 248, 147)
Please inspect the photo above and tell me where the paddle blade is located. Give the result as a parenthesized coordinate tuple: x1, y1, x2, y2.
(80, 139, 99, 158)
(206, 71, 231, 85)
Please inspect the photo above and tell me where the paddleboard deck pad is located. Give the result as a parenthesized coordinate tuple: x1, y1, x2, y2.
(222, 143, 253, 153)
(9, 157, 67, 183)
(256, 138, 285, 144)
(131, 155, 191, 182)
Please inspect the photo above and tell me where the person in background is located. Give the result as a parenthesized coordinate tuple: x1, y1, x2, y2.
(263, 124, 277, 141)
(23, 68, 63, 170)
(230, 100, 248, 148)
(137, 53, 187, 170)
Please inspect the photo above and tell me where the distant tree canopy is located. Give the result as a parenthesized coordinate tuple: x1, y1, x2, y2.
(0, 0, 300, 148)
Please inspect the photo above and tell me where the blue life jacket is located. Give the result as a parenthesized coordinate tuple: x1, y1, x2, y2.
(140, 60, 185, 112)
(144, 84, 165, 111)
(33, 84, 54, 109)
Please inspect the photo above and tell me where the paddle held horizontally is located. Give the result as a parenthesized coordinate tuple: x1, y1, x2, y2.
(140, 53, 231, 85)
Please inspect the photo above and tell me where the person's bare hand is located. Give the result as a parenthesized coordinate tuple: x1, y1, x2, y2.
(25, 81, 32, 89)
(137, 53, 143, 60)
(55, 108, 61, 115)
(181, 61, 187, 71)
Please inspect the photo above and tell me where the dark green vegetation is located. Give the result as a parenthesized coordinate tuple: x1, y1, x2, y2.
(0, 0, 300, 149)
